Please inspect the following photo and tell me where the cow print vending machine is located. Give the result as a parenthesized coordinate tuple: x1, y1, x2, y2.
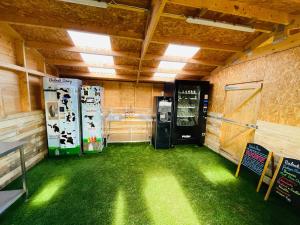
(43, 78, 82, 156)
(81, 86, 104, 153)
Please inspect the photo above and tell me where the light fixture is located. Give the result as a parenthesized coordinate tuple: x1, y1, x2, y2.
(164, 44, 200, 58)
(88, 67, 115, 75)
(158, 61, 186, 70)
(59, 0, 108, 8)
(186, 17, 256, 33)
(154, 73, 176, 78)
(67, 30, 111, 49)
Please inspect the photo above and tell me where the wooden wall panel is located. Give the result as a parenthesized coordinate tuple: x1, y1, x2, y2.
(0, 69, 21, 116)
(205, 112, 222, 153)
(205, 46, 300, 169)
(135, 83, 153, 110)
(0, 111, 47, 188)
(29, 75, 42, 110)
(0, 24, 49, 188)
(83, 79, 164, 142)
(83, 80, 164, 114)
(25, 47, 44, 72)
(254, 121, 300, 160)
(153, 83, 164, 97)
(0, 26, 17, 64)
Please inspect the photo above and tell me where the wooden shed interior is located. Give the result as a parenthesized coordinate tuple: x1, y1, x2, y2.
(0, 0, 300, 224)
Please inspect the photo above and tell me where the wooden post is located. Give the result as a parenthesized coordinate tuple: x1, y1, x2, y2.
(235, 146, 247, 177)
(0, 88, 5, 118)
(15, 40, 31, 112)
(256, 152, 273, 192)
(264, 157, 284, 201)
(41, 62, 47, 110)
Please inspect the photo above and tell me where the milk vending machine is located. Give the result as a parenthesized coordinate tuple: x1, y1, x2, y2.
(152, 96, 173, 149)
(43, 78, 82, 156)
(81, 86, 104, 153)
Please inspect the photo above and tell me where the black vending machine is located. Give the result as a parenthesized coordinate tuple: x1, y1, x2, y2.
(173, 80, 209, 145)
(152, 96, 173, 149)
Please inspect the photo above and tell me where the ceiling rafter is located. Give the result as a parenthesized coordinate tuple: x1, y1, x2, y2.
(136, 0, 168, 83)
(26, 41, 140, 59)
(225, 32, 275, 66)
(168, 0, 293, 25)
(215, 30, 300, 70)
(46, 58, 211, 76)
(8, 22, 243, 52)
(60, 70, 174, 83)
(26, 40, 224, 66)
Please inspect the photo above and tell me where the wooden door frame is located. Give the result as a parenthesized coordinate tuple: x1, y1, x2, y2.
(219, 81, 263, 161)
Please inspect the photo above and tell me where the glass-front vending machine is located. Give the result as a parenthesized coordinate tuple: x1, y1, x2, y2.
(173, 80, 209, 145)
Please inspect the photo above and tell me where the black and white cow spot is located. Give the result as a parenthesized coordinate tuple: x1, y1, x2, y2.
(88, 122, 95, 128)
(84, 115, 94, 120)
(66, 112, 76, 122)
(60, 132, 74, 145)
(48, 123, 60, 133)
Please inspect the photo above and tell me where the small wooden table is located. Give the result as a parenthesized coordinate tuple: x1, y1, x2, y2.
(0, 141, 28, 215)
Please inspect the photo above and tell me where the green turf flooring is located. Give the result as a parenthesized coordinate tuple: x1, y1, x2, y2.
(0, 143, 299, 225)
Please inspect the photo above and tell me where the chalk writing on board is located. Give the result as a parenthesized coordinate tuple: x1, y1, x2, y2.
(241, 143, 269, 176)
(274, 158, 300, 206)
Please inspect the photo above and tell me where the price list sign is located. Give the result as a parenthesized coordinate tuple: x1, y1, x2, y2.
(236, 143, 272, 192)
(265, 157, 300, 207)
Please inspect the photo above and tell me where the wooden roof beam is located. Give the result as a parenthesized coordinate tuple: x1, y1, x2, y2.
(144, 54, 223, 67)
(226, 31, 300, 67)
(162, 13, 273, 33)
(4, 21, 243, 52)
(168, 0, 291, 25)
(152, 37, 243, 52)
(26, 41, 140, 59)
(59, 70, 174, 83)
(0, 12, 144, 42)
(225, 32, 275, 66)
(27, 40, 223, 66)
(47, 58, 211, 76)
(137, 0, 168, 83)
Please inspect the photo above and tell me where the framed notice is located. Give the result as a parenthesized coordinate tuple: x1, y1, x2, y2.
(264, 157, 300, 207)
(235, 143, 273, 192)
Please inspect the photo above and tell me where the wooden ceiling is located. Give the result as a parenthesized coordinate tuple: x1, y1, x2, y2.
(0, 0, 300, 82)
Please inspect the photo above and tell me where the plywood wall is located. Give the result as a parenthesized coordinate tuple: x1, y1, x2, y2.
(0, 111, 47, 188)
(208, 46, 300, 127)
(83, 80, 164, 143)
(205, 46, 300, 169)
(83, 80, 164, 114)
(0, 24, 49, 188)
(0, 24, 49, 116)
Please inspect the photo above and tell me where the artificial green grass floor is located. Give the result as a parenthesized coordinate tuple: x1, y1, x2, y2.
(0, 143, 299, 225)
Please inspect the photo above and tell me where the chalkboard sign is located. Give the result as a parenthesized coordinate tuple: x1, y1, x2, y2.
(265, 157, 300, 207)
(236, 143, 272, 192)
(242, 143, 269, 175)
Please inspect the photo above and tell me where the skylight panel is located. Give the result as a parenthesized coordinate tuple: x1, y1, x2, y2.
(88, 67, 115, 75)
(158, 61, 186, 70)
(67, 30, 111, 49)
(164, 44, 199, 58)
(154, 73, 176, 78)
(80, 53, 114, 64)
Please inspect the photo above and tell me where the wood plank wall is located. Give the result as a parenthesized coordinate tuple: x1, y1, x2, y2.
(83, 80, 164, 111)
(204, 46, 300, 182)
(0, 23, 57, 188)
(83, 80, 164, 142)
(0, 111, 47, 189)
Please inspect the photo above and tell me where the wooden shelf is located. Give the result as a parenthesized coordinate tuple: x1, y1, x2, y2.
(0, 61, 55, 77)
